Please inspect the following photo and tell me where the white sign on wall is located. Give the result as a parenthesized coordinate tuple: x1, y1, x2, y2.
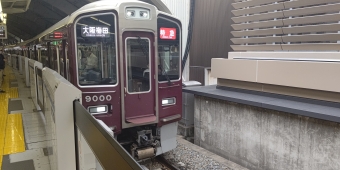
(0, 24, 7, 39)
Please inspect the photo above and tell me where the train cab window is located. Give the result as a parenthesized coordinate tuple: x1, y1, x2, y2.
(75, 13, 117, 86)
(157, 17, 181, 82)
(126, 38, 151, 93)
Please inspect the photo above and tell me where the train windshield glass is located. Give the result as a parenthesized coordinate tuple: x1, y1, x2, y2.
(75, 13, 117, 86)
(157, 17, 181, 82)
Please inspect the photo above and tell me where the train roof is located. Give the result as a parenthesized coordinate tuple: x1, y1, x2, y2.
(16, 0, 174, 48)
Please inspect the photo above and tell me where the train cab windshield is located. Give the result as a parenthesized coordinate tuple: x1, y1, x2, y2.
(75, 13, 117, 86)
(157, 17, 181, 82)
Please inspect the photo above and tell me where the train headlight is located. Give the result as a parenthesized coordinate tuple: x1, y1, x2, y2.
(162, 97, 176, 106)
(88, 105, 108, 114)
(126, 10, 135, 17)
(140, 11, 148, 18)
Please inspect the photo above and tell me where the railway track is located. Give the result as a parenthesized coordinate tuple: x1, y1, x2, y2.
(140, 156, 180, 170)
(154, 156, 180, 170)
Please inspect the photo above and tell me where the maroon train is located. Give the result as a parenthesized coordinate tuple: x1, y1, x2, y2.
(9, 0, 182, 159)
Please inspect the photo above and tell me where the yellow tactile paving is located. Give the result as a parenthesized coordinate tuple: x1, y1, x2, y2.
(3, 113, 25, 155)
(0, 67, 25, 170)
(9, 74, 15, 80)
(0, 102, 7, 114)
(0, 156, 2, 170)
(8, 88, 19, 99)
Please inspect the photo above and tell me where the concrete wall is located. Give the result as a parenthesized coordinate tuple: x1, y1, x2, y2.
(194, 95, 340, 170)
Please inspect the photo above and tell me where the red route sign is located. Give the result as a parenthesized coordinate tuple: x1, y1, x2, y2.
(160, 27, 176, 40)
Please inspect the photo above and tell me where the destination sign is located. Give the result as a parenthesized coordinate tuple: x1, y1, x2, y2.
(160, 27, 176, 40)
(49, 32, 63, 39)
(81, 25, 110, 37)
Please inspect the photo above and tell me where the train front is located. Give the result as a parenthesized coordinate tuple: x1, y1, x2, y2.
(70, 1, 182, 160)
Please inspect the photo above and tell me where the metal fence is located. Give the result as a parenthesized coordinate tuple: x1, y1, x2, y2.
(73, 100, 144, 170)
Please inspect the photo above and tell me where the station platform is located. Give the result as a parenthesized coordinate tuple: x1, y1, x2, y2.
(1, 53, 146, 170)
(1, 67, 50, 170)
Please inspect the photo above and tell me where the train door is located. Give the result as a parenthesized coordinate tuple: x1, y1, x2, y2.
(123, 31, 156, 124)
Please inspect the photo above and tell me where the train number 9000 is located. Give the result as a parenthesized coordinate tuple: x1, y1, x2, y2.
(85, 95, 112, 102)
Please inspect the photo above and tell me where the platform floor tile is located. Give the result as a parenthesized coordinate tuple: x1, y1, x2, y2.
(3, 113, 25, 155)
(0, 67, 26, 170)
(1, 67, 51, 170)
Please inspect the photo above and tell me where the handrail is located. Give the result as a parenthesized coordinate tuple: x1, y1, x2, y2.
(73, 100, 144, 170)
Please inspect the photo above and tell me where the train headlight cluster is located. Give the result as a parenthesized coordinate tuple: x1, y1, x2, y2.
(88, 105, 108, 114)
(126, 8, 150, 19)
(162, 97, 176, 106)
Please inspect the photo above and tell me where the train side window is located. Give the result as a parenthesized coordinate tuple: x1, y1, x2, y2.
(75, 13, 117, 86)
(40, 49, 48, 66)
(157, 17, 181, 82)
(30, 50, 34, 59)
(51, 46, 58, 71)
(59, 46, 65, 77)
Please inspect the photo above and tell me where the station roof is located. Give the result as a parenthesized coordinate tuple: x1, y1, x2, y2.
(1, 0, 171, 45)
